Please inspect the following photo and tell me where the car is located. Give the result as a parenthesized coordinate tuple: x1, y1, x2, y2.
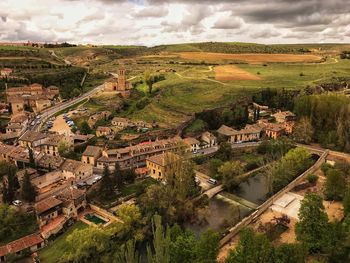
(36, 115, 41, 119)
(12, 200, 22, 206)
(30, 121, 35, 126)
(207, 178, 218, 185)
(68, 123, 74, 127)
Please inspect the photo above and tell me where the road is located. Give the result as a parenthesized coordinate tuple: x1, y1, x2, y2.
(31, 84, 104, 131)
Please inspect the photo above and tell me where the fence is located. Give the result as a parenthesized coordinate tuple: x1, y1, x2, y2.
(219, 149, 329, 247)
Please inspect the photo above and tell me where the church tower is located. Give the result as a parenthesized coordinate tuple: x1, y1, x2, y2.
(117, 68, 126, 91)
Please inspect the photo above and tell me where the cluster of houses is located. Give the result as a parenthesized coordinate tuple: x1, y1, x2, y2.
(6, 83, 59, 114)
(217, 110, 296, 143)
(87, 110, 157, 139)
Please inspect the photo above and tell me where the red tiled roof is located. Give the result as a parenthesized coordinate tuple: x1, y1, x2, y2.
(35, 196, 62, 214)
(0, 234, 43, 257)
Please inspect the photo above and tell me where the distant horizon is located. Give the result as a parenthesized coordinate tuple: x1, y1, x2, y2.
(1, 0, 350, 46)
(1, 40, 350, 48)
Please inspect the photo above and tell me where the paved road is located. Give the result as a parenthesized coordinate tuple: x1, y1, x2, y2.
(30, 84, 104, 131)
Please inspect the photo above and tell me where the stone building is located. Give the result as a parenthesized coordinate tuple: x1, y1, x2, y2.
(104, 68, 132, 97)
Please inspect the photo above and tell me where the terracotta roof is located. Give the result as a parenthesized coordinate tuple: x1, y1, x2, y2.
(273, 111, 296, 120)
(43, 134, 65, 146)
(217, 125, 238, 136)
(35, 196, 62, 214)
(9, 113, 28, 124)
(61, 159, 91, 173)
(266, 123, 285, 132)
(20, 131, 46, 143)
(56, 187, 85, 201)
(36, 153, 64, 169)
(96, 126, 111, 133)
(0, 234, 43, 257)
(202, 131, 215, 138)
(82, 145, 102, 157)
(146, 152, 180, 167)
(183, 137, 200, 145)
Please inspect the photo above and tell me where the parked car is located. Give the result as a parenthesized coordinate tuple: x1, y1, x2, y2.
(12, 200, 22, 206)
(207, 178, 218, 185)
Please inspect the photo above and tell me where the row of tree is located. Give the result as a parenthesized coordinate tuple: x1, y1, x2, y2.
(294, 94, 350, 152)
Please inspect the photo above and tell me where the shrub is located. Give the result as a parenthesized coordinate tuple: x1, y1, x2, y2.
(307, 174, 319, 184)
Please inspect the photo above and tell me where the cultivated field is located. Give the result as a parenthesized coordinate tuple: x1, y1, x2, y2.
(214, 65, 261, 81)
(177, 52, 323, 63)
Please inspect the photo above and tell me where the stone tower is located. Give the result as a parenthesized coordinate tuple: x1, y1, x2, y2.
(117, 68, 126, 91)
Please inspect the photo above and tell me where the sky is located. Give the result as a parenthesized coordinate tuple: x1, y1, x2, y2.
(0, 0, 350, 46)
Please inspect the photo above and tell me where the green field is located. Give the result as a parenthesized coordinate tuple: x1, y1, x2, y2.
(1, 42, 350, 127)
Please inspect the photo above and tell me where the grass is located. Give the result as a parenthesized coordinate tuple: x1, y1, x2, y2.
(39, 221, 88, 263)
(121, 177, 157, 197)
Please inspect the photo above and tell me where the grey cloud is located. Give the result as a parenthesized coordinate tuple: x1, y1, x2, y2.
(212, 16, 243, 29)
(133, 5, 169, 18)
(251, 28, 281, 38)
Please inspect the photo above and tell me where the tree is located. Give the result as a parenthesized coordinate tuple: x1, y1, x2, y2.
(216, 142, 233, 161)
(63, 226, 110, 263)
(343, 184, 350, 215)
(208, 158, 223, 179)
(169, 227, 196, 263)
(295, 193, 331, 253)
(271, 147, 311, 193)
(114, 163, 123, 189)
(144, 70, 154, 94)
(293, 117, 314, 144)
(80, 121, 92, 135)
(147, 214, 171, 263)
(219, 161, 243, 192)
(28, 147, 35, 168)
(99, 166, 114, 200)
(114, 240, 140, 263)
(225, 228, 273, 263)
(273, 243, 307, 263)
(21, 170, 36, 202)
(58, 139, 70, 156)
(195, 229, 220, 263)
(324, 168, 346, 201)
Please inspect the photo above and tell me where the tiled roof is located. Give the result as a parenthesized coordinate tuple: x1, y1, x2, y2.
(146, 152, 180, 167)
(183, 137, 200, 145)
(56, 187, 85, 201)
(19, 131, 46, 142)
(82, 145, 102, 157)
(61, 159, 91, 173)
(35, 196, 62, 214)
(217, 125, 237, 136)
(0, 234, 43, 257)
(36, 153, 64, 168)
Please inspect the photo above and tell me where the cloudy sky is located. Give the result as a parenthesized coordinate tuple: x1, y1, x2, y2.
(1, 0, 350, 46)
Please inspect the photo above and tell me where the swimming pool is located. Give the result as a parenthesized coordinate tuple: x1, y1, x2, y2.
(84, 213, 108, 225)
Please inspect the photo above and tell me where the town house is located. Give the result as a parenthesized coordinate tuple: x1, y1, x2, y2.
(81, 145, 102, 166)
(61, 159, 93, 181)
(19, 131, 47, 149)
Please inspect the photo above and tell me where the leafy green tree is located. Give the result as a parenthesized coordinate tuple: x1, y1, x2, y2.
(219, 161, 243, 192)
(195, 229, 220, 263)
(144, 70, 154, 94)
(216, 142, 233, 161)
(225, 228, 273, 263)
(28, 147, 35, 168)
(58, 139, 70, 156)
(147, 214, 171, 263)
(169, 227, 196, 263)
(324, 168, 346, 201)
(63, 226, 110, 263)
(80, 121, 92, 135)
(273, 243, 307, 263)
(99, 165, 114, 200)
(343, 184, 350, 215)
(21, 170, 36, 202)
(296, 193, 331, 253)
(114, 240, 140, 263)
(293, 117, 314, 144)
(208, 158, 223, 179)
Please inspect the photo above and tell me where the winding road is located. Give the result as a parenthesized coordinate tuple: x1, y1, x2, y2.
(31, 84, 104, 131)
